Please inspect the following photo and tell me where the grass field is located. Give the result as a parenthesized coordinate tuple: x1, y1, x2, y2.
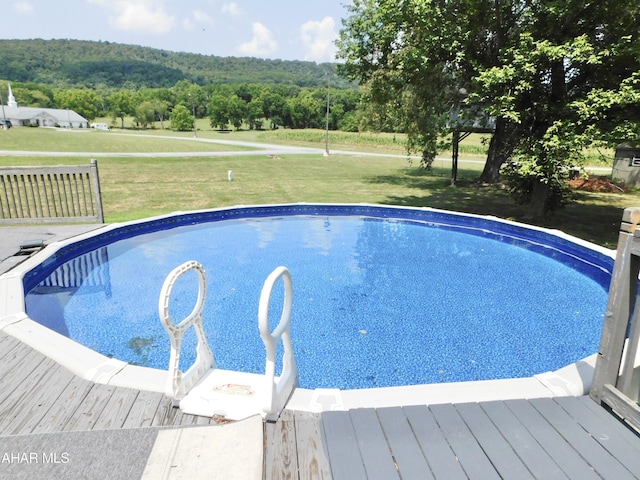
(0, 125, 634, 248)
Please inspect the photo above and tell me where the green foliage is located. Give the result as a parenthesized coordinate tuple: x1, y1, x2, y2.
(54, 88, 101, 120)
(170, 104, 194, 131)
(0, 39, 354, 89)
(107, 90, 137, 129)
(134, 101, 156, 129)
(338, 0, 640, 218)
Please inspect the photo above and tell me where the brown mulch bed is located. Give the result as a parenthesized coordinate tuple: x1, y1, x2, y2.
(568, 176, 627, 193)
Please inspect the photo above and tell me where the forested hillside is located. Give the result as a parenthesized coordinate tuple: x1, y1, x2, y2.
(0, 39, 351, 89)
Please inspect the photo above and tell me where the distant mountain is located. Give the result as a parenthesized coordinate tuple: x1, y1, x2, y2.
(0, 39, 352, 89)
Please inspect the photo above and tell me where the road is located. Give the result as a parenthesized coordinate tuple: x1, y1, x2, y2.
(0, 131, 611, 172)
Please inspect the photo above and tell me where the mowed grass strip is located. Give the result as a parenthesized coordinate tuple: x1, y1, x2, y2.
(0, 127, 254, 153)
(0, 127, 634, 248)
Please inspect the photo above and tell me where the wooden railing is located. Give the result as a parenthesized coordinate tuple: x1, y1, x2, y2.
(0, 159, 104, 224)
(590, 207, 640, 431)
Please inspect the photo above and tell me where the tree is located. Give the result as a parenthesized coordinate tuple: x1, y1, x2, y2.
(108, 90, 137, 129)
(472, 1, 640, 217)
(170, 104, 194, 131)
(8, 82, 55, 108)
(286, 89, 325, 129)
(256, 90, 288, 129)
(134, 101, 156, 129)
(337, 0, 468, 165)
(54, 88, 101, 120)
(338, 0, 640, 218)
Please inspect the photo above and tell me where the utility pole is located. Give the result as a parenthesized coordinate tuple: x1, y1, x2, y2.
(0, 89, 6, 129)
(189, 93, 197, 138)
(324, 72, 330, 157)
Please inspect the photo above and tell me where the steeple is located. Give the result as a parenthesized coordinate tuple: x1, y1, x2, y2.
(7, 83, 17, 108)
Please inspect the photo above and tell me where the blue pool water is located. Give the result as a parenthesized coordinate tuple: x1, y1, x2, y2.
(24, 207, 610, 390)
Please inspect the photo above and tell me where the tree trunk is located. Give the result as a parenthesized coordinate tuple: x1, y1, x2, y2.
(525, 178, 551, 220)
(478, 117, 512, 184)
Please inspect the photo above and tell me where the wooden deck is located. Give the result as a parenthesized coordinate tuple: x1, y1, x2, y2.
(1, 332, 640, 478)
(0, 331, 215, 436)
(266, 397, 640, 479)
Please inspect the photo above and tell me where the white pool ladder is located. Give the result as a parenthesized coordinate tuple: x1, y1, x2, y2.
(159, 261, 298, 421)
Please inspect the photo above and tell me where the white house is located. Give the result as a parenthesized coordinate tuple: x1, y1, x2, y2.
(0, 83, 89, 128)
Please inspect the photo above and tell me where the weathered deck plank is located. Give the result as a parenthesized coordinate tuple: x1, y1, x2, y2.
(0, 360, 75, 435)
(428, 403, 501, 479)
(2, 329, 640, 480)
(29, 374, 95, 434)
(376, 407, 433, 479)
(349, 408, 402, 480)
(292, 411, 331, 479)
(403, 404, 468, 480)
(530, 397, 637, 480)
(479, 400, 569, 480)
(321, 410, 368, 479)
(121, 389, 165, 429)
(92, 387, 140, 430)
(455, 401, 534, 479)
(61, 382, 117, 432)
(264, 409, 299, 479)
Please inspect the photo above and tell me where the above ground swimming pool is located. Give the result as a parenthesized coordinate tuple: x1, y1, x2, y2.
(21, 204, 613, 390)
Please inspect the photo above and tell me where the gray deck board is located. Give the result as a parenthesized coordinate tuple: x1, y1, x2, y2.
(350, 408, 403, 480)
(479, 400, 570, 480)
(283, 398, 640, 480)
(321, 410, 368, 479)
(403, 404, 468, 480)
(530, 397, 637, 480)
(376, 407, 434, 480)
(504, 398, 603, 480)
(557, 395, 640, 469)
(455, 401, 534, 480)
(429, 403, 502, 479)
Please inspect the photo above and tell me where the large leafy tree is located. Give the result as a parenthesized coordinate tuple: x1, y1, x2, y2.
(474, 1, 640, 218)
(170, 104, 194, 132)
(54, 88, 101, 120)
(338, 0, 640, 218)
(108, 90, 137, 129)
(337, 0, 462, 164)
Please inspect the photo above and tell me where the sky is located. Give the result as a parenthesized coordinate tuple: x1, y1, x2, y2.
(3, 0, 350, 63)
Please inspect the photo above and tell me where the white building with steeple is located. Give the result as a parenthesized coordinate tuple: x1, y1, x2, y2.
(6, 84, 17, 108)
(1, 83, 89, 128)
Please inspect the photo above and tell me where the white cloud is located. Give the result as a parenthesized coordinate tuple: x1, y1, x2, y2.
(192, 10, 216, 26)
(221, 2, 241, 16)
(300, 16, 338, 63)
(13, 1, 34, 14)
(88, 0, 175, 35)
(237, 22, 278, 57)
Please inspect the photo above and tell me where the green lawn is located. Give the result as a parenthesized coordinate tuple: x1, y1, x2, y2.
(0, 126, 634, 248)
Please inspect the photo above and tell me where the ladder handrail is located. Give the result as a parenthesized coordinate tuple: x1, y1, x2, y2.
(258, 266, 298, 416)
(158, 260, 214, 403)
(158, 261, 298, 420)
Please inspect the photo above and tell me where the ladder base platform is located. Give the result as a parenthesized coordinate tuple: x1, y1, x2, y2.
(179, 369, 268, 421)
